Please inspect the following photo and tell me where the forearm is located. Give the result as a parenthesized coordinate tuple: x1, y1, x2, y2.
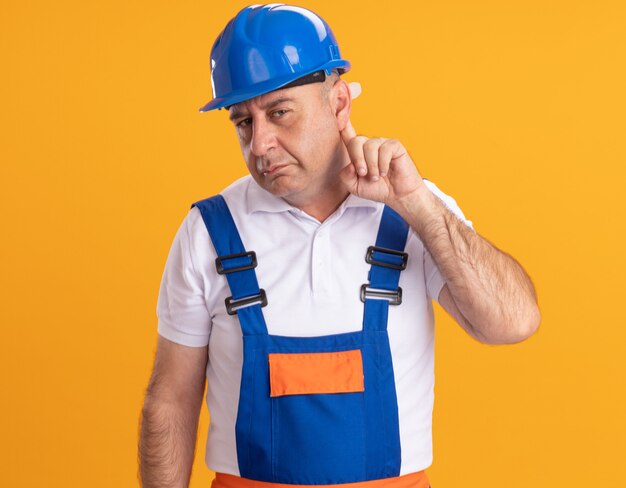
(139, 397, 202, 488)
(393, 185, 540, 343)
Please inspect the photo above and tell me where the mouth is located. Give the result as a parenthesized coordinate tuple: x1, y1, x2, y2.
(261, 164, 289, 176)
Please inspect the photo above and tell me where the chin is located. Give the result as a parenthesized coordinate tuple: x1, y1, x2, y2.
(260, 178, 299, 198)
(269, 185, 302, 199)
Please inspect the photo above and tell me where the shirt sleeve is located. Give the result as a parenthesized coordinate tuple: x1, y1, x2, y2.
(422, 179, 475, 304)
(156, 207, 212, 347)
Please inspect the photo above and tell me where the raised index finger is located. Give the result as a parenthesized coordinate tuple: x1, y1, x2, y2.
(340, 118, 358, 146)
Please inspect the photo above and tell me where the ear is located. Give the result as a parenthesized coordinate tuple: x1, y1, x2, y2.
(331, 79, 352, 132)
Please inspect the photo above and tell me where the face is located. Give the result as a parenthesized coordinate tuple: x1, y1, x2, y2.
(228, 80, 349, 206)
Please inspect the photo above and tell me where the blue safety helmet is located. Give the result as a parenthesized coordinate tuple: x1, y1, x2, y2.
(199, 4, 351, 112)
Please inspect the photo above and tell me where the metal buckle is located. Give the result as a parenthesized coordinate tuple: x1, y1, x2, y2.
(225, 289, 268, 316)
(360, 284, 403, 305)
(216, 251, 257, 275)
(365, 246, 408, 270)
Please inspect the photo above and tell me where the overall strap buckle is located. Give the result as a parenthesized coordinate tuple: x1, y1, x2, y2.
(216, 251, 257, 274)
(366, 246, 408, 270)
(360, 284, 403, 305)
(225, 289, 268, 316)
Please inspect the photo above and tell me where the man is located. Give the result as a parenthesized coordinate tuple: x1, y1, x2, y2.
(139, 4, 540, 488)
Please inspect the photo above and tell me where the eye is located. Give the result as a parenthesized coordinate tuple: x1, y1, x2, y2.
(271, 109, 289, 118)
(236, 117, 252, 128)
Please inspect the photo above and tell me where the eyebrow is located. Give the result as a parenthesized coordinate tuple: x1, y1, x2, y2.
(229, 97, 296, 121)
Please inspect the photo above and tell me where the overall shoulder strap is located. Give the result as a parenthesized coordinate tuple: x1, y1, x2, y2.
(191, 195, 269, 336)
(362, 205, 410, 332)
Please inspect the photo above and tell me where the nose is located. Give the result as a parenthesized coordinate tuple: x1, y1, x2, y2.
(250, 117, 278, 157)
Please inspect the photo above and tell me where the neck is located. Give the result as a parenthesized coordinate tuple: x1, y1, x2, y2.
(283, 181, 350, 223)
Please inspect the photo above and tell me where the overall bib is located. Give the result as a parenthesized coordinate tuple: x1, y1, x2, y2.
(193, 195, 414, 485)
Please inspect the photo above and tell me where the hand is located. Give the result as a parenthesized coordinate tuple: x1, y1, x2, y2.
(339, 116, 425, 207)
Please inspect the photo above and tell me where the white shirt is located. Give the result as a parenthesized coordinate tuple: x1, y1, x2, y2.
(156, 175, 474, 476)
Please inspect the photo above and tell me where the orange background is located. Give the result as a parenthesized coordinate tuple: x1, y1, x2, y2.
(1, 1, 625, 487)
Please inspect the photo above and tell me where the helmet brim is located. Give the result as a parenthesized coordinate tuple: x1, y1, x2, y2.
(199, 60, 351, 112)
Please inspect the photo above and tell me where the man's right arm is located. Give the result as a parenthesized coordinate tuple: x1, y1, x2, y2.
(138, 335, 209, 488)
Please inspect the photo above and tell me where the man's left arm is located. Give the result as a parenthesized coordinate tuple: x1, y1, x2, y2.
(395, 185, 541, 345)
(338, 115, 541, 345)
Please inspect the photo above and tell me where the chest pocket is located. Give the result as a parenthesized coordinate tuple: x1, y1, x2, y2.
(269, 350, 365, 397)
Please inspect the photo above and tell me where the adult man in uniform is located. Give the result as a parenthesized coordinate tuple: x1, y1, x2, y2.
(139, 4, 540, 488)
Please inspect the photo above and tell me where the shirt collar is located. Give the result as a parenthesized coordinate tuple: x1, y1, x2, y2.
(245, 177, 380, 215)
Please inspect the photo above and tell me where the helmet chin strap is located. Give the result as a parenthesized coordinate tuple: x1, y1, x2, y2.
(282, 72, 361, 100)
(281, 70, 327, 89)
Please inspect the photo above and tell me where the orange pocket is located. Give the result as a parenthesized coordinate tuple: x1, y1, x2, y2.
(268, 349, 365, 397)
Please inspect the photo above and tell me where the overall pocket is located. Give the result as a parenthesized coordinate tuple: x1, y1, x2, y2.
(268, 350, 367, 484)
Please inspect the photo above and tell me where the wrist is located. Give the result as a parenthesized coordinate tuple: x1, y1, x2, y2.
(391, 184, 445, 236)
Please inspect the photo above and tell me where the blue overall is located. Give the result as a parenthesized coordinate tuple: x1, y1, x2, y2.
(192, 195, 410, 485)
